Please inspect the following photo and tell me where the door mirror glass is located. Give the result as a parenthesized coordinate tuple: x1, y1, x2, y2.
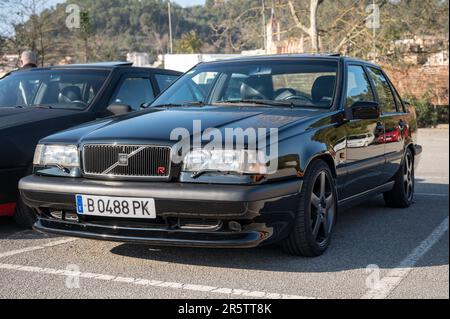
(351, 101, 380, 120)
(107, 103, 132, 115)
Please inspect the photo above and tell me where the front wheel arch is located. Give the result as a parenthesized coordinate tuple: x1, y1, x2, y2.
(303, 153, 337, 179)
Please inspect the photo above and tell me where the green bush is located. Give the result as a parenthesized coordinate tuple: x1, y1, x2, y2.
(405, 93, 449, 128)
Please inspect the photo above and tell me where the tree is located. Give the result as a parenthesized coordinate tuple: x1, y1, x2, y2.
(1, 0, 56, 65)
(77, 11, 92, 62)
(175, 31, 203, 54)
(288, 0, 324, 53)
(1, 0, 446, 66)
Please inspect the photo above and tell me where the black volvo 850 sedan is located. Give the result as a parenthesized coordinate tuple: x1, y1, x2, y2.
(20, 55, 422, 256)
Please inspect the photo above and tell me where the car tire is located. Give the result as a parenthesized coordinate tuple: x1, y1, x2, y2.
(13, 197, 37, 229)
(282, 160, 337, 257)
(383, 148, 415, 208)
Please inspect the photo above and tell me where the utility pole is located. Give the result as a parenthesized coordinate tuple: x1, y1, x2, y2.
(168, 1, 173, 54)
(262, 0, 266, 52)
(372, 0, 376, 60)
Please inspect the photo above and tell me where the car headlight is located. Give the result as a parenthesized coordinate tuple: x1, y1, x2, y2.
(182, 149, 267, 175)
(33, 144, 80, 167)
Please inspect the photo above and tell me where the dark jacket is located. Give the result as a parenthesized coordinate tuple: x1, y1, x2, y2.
(21, 63, 37, 69)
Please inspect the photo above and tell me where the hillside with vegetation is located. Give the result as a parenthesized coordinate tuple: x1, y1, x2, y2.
(0, 0, 448, 65)
(0, 0, 448, 126)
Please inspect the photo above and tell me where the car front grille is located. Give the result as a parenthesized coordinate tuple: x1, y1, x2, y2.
(82, 144, 171, 179)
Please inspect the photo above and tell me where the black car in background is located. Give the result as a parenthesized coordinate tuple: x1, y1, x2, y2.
(0, 62, 181, 227)
(20, 55, 422, 256)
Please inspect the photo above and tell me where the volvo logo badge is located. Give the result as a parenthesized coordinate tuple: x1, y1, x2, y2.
(118, 153, 129, 166)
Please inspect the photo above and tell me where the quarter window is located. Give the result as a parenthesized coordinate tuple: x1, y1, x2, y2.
(345, 65, 375, 107)
(367, 68, 398, 114)
(155, 74, 179, 92)
(111, 77, 154, 110)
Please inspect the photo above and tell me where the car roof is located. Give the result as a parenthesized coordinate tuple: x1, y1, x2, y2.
(198, 54, 381, 68)
(9, 62, 182, 74)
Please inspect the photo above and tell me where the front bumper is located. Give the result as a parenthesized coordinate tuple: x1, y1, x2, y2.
(20, 175, 302, 248)
(34, 218, 263, 248)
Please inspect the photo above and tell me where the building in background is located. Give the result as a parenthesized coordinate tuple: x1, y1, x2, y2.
(0, 54, 19, 75)
(163, 53, 241, 72)
(265, 6, 305, 54)
(126, 52, 151, 67)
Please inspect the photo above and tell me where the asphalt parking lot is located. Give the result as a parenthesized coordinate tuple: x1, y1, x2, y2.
(0, 129, 448, 299)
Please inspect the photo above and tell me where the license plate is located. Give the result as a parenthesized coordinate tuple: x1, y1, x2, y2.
(75, 195, 156, 219)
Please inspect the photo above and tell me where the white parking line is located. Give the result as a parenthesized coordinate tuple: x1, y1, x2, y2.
(0, 262, 315, 299)
(416, 193, 448, 197)
(416, 176, 449, 180)
(0, 238, 77, 259)
(361, 216, 449, 299)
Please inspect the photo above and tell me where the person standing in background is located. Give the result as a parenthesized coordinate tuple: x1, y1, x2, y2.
(20, 50, 38, 69)
(17, 51, 38, 104)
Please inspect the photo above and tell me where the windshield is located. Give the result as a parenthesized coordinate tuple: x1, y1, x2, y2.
(0, 69, 109, 110)
(152, 60, 338, 109)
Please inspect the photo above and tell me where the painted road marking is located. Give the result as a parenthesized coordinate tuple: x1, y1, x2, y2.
(0, 238, 77, 259)
(361, 216, 449, 299)
(415, 193, 448, 197)
(0, 262, 315, 299)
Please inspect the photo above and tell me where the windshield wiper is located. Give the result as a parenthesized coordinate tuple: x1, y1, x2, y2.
(152, 103, 183, 108)
(152, 101, 206, 108)
(30, 104, 53, 109)
(215, 99, 295, 108)
(184, 101, 206, 107)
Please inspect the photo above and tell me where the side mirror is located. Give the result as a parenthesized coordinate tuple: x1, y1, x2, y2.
(107, 103, 132, 115)
(140, 99, 154, 110)
(351, 101, 380, 120)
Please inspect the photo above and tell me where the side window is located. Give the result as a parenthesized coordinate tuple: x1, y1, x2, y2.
(111, 77, 154, 110)
(367, 67, 397, 114)
(155, 74, 179, 92)
(345, 65, 375, 107)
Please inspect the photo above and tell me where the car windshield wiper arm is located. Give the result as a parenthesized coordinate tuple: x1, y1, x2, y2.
(149, 103, 182, 108)
(30, 104, 53, 109)
(215, 99, 295, 108)
(184, 101, 206, 107)
(152, 101, 206, 108)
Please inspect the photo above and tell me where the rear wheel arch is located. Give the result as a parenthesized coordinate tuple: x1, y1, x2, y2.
(407, 143, 416, 158)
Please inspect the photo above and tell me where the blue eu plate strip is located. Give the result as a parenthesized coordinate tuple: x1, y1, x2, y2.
(76, 195, 84, 214)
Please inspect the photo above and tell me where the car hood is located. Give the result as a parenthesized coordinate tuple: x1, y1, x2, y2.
(0, 107, 80, 130)
(41, 106, 326, 144)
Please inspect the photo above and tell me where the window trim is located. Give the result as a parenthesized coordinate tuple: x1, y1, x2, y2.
(365, 66, 399, 115)
(109, 74, 154, 110)
(380, 69, 407, 113)
(153, 72, 180, 95)
(344, 63, 377, 109)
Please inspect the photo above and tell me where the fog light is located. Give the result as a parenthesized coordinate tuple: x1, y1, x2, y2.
(228, 221, 242, 232)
